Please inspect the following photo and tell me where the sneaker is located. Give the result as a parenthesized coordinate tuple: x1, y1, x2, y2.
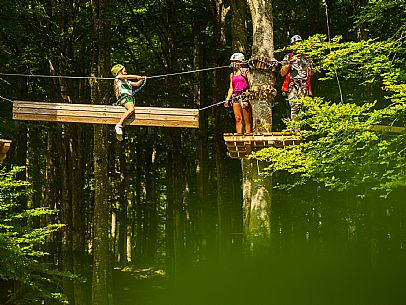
(115, 124, 123, 141)
(115, 124, 123, 135)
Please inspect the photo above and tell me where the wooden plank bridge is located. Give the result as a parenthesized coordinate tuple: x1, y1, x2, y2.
(224, 132, 302, 159)
(13, 101, 199, 128)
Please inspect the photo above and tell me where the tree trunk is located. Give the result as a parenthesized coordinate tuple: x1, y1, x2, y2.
(242, 160, 272, 254)
(90, 0, 111, 303)
(193, 15, 209, 262)
(247, 0, 274, 57)
(212, 0, 230, 261)
(117, 148, 128, 266)
(352, 0, 368, 40)
(60, 125, 74, 304)
(71, 125, 87, 305)
(243, 0, 275, 255)
(144, 133, 158, 265)
(44, 127, 61, 263)
(231, 0, 248, 53)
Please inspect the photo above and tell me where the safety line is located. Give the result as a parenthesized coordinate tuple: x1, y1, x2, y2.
(323, 0, 343, 103)
(0, 91, 225, 112)
(147, 65, 230, 79)
(199, 100, 226, 111)
(0, 95, 14, 103)
(0, 65, 230, 81)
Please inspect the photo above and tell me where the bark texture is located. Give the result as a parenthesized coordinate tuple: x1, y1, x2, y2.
(91, 0, 111, 304)
(243, 0, 275, 255)
(247, 0, 274, 57)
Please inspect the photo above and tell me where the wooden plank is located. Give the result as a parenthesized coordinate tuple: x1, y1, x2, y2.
(223, 133, 302, 159)
(0, 139, 12, 163)
(13, 101, 199, 117)
(13, 101, 199, 128)
(13, 113, 198, 128)
(14, 101, 198, 116)
(14, 108, 198, 122)
(229, 152, 248, 159)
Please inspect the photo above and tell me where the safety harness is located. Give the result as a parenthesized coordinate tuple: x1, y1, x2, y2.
(113, 77, 147, 106)
(281, 52, 313, 96)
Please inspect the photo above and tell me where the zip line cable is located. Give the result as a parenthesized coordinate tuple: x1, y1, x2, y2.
(147, 65, 231, 79)
(0, 65, 230, 81)
(323, 0, 344, 103)
(0, 95, 14, 103)
(0, 90, 227, 112)
(0, 64, 238, 111)
(199, 100, 226, 111)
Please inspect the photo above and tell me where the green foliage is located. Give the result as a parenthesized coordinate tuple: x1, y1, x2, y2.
(255, 34, 406, 198)
(355, 0, 406, 40)
(0, 167, 69, 304)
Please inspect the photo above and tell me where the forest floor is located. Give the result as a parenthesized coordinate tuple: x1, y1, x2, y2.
(113, 267, 167, 305)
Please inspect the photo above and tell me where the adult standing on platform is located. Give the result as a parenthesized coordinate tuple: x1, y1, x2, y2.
(224, 53, 252, 134)
(280, 35, 313, 121)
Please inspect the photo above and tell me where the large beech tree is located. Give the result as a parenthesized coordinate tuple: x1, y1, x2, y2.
(242, 0, 275, 255)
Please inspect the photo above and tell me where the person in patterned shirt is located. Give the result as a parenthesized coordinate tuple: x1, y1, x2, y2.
(280, 35, 313, 121)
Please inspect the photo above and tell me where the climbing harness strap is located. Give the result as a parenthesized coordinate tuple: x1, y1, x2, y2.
(113, 78, 147, 106)
(132, 77, 147, 95)
(114, 93, 132, 106)
(231, 90, 249, 108)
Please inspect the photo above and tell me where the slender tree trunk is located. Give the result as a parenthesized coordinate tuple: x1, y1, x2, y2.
(60, 126, 74, 304)
(117, 148, 128, 266)
(243, 0, 275, 255)
(71, 125, 87, 305)
(90, 0, 111, 304)
(134, 139, 143, 264)
(144, 134, 158, 265)
(352, 0, 368, 40)
(163, 0, 188, 274)
(212, 0, 230, 261)
(193, 16, 209, 262)
(28, 126, 42, 218)
(44, 127, 61, 263)
(231, 0, 248, 53)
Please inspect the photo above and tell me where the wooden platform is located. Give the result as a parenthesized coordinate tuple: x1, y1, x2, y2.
(224, 132, 302, 159)
(0, 139, 12, 163)
(13, 101, 199, 128)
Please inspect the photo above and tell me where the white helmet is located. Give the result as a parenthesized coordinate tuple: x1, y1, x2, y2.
(230, 52, 245, 62)
(290, 35, 302, 44)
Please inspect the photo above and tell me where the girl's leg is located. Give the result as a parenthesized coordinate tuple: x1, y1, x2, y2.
(242, 108, 252, 133)
(232, 103, 243, 134)
(117, 102, 135, 126)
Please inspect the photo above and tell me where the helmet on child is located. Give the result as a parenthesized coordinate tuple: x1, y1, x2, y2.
(111, 64, 125, 76)
(230, 53, 245, 62)
(290, 35, 302, 44)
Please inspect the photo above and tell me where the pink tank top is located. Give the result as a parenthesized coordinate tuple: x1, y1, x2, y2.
(232, 71, 248, 93)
